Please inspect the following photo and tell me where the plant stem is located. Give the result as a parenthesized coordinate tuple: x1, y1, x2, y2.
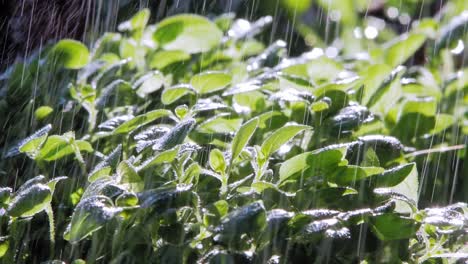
(45, 204, 55, 257)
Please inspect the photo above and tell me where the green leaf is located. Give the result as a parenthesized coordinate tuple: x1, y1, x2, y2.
(139, 146, 180, 171)
(430, 114, 455, 135)
(152, 118, 196, 151)
(175, 105, 189, 119)
(401, 98, 437, 117)
(66, 195, 123, 243)
(34, 106, 53, 120)
(149, 50, 190, 69)
(37, 135, 93, 162)
(154, 14, 222, 54)
(50, 39, 90, 69)
(191, 71, 232, 94)
(214, 201, 266, 241)
(198, 116, 243, 134)
(115, 192, 138, 207)
(384, 33, 426, 67)
(329, 166, 384, 185)
(203, 200, 229, 226)
(230, 117, 258, 163)
(251, 181, 277, 193)
(390, 163, 419, 214)
(137, 185, 195, 213)
(47, 176, 68, 193)
(134, 71, 165, 98)
(372, 163, 416, 187)
(161, 84, 195, 105)
(359, 64, 392, 106)
(182, 162, 201, 185)
(279, 146, 347, 185)
(8, 184, 52, 218)
(17, 124, 52, 159)
(113, 109, 173, 134)
(260, 125, 311, 157)
(310, 101, 329, 112)
(214, 13, 235, 32)
(368, 66, 405, 115)
(209, 149, 226, 174)
(117, 161, 143, 191)
(88, 167, 112, 183)
(391, 113, 435, 143)
(0, 236, 9, 258)
(88, 145, 122, 182)
(369, 213, 420, 241)
(118, 8, 150, 32)
(0, 187, 12, 205)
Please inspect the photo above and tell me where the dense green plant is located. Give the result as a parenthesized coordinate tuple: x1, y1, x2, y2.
(0, 6, 467, 264)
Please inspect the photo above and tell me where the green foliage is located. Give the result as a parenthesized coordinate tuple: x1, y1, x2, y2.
(0, 6, 466, 264)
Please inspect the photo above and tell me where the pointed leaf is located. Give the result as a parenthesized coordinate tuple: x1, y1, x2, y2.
(113, 109, 173, 134)
(191, 71, 232, 94)
(231, 117, 258, 163)
(260, 125, 311, 157)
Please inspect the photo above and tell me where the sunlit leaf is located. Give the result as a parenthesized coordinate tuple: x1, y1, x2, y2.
(384, 33, 426, 67)
(50, 39, 90, 69)
(230, 117, 258, 163)
(369, 213, 420, 241)
(260, 125, 311, 157)
(191, 71, 232, 94)
(154, 14, 222, 53)
(118, 8, 150, 32)
(161, 84, 195, 105)
(113, 109, 173, 134)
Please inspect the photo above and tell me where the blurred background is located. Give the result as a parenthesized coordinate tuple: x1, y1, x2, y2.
(1, 0, 467, 71)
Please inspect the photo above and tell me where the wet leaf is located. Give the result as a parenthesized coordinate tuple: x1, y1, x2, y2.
(0, 187, 12, 205)
(372, 163, 416, 188)
(191, 71, 232, 94)
(154, 14, 222, 53)
(133, 71, 165, 97)
(279, 146, 347, 185)
(149, 50, 190, 69)
(198, 115, 243, 134)
(34, 106, 53, 120)
(88, 145, 122, 182)
(369, 213, 420, 241)
(139, 146, 180, 171)
(0, 236, 8, 258)
(117, 161, 143, 191)
(182, 162, 201, 185)
(113, 109, 173, 134)
(161, 84, 195, 105)
(118, 8, 150, 32)
(13, 124, 52, 159)
(137, 185, 195, 214)
(152, 118, 196, 151)
(50, 39, 90, 69)
(116, 192, 138, 207)
(36, 135, 93, 162)
(230, 117, 258, 163)
(384, 33, 426, 67)
(329, 165, 384, 185)
(8, 184, 52, 218)
(209, 149, 226, 174)
(260, 125, 311, 157)
(66, 195, 123, 243)
(214, 201, 266, 240)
